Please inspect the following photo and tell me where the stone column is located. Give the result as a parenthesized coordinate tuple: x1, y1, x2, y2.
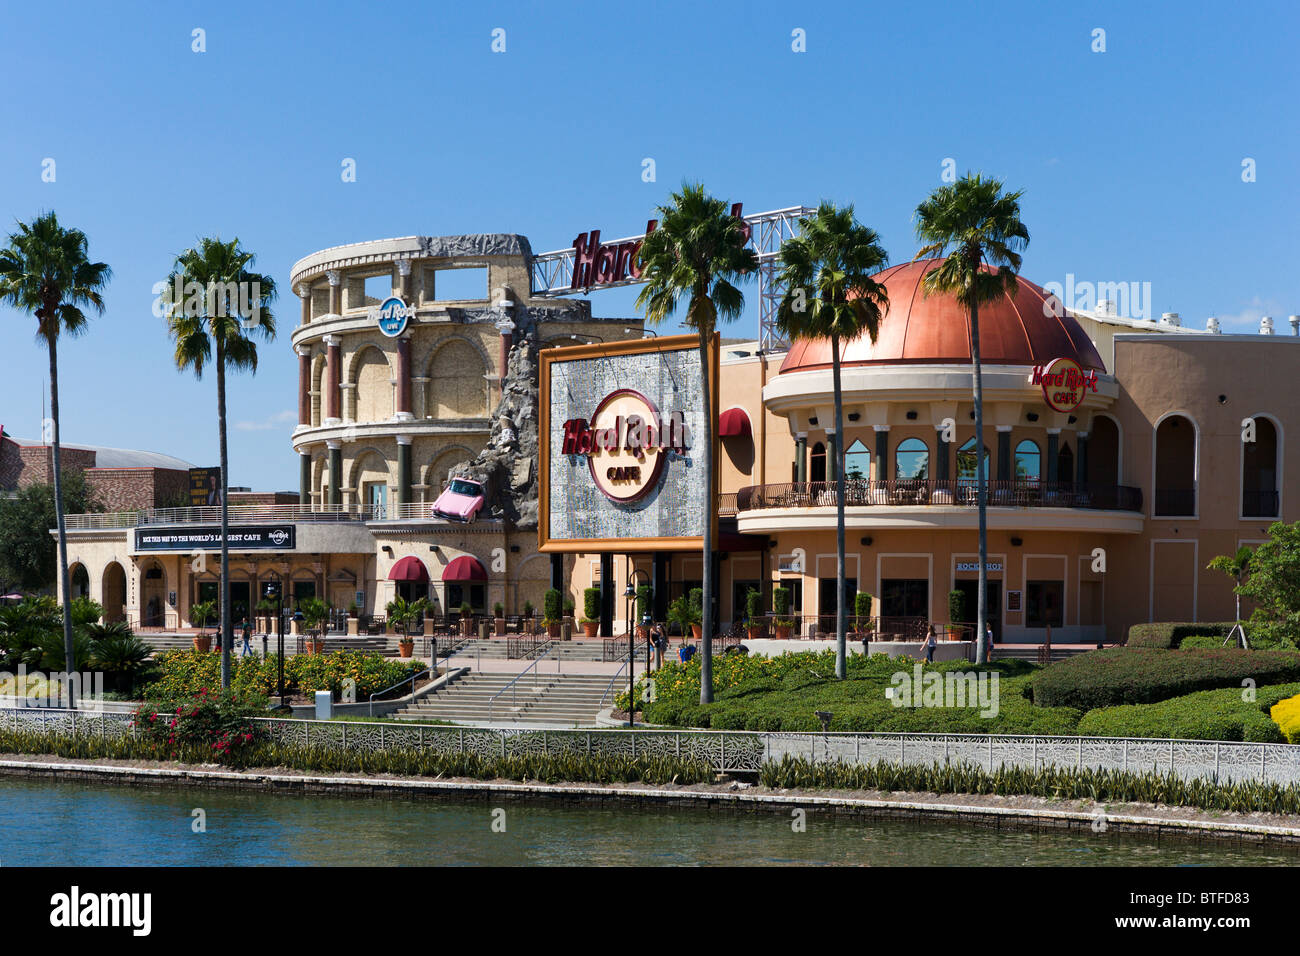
(874, 426, 890, 481)
(1076, 432, 1089, 486)
(397, 435, 412, 509)
(935, 426, 950, 482)
(1046, 429, 1060, 484)
(296, 346, 311, 425)
(397, 258, 413, 300)
(328, 441, 342, 508)
(997, 427, 1012, 482)
(395, 334, 413, 420)
(826, 430, 838, 482)
(297, 283, 311, 326)
(324, 335, 341, 424)
(326, 270, 341, 315)
(794, 433, 807, 484)
(299, 453, 311, 506)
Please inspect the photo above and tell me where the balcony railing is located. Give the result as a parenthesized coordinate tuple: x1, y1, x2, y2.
(735, 480, 1143, 513)
(1153, 488, 1196, 517)
(64, 503, 379, 530)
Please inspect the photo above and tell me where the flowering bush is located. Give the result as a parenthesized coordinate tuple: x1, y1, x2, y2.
(132, 688, 265, 761)
(1270, 693, 1300, 744)
(142, 649, 425, 702)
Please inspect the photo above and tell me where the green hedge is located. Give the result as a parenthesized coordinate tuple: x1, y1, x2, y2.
(1029, 647, 1300, 710)
(1076, 682, 1299, 742)
(1127, 622, 1236, 649)
(143, 649, 425, 703)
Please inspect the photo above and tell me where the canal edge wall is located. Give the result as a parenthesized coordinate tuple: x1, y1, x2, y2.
(2, 757, 1298, 847)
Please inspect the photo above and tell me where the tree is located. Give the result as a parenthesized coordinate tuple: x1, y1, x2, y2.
(162, 237, 277, 690)
(635, 183, 756, 704)
(915, 174, 1029, 664)
(775, 202, 889, 678)
(0, 212, 111, 705)
(1236, 522, 1300, 650)
(0, 470, 101, 592)
(1207, 545, 1254, 627)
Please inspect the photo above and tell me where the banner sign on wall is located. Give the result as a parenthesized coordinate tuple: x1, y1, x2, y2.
(188, 467, 222, 507)
(134, 524, 296, 552)
(539, 333, 717, 552)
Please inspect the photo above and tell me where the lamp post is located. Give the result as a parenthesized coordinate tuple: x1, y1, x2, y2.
(263, 575, 286, 709)
(625, 566, 649, 727)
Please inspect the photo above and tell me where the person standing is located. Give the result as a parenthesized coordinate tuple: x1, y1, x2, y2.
(650, 621, 667, 671)
(921, 624, 938, 663)
(986, 622, 995, 661)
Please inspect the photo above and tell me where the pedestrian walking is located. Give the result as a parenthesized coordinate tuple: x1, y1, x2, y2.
(650, 621, 667, 670)
(240, 618, 254, 657)
(921, 624, 938, 663)
(986, 622, 995, 661)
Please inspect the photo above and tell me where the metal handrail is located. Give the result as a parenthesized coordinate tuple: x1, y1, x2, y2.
(64, 503, 379, 530)
(735, 479, 1143, 513)
(367, 668, 430, 717)
(487, 645, 553, 722)
(599, 658, 630, 709)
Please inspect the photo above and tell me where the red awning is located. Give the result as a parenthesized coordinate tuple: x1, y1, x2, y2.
(442, 555, 488, 581)
(388, 555, 430, 582)
(719, 407, 752, 437)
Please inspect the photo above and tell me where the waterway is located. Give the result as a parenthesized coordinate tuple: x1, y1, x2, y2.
(0, 777, 1294, 866)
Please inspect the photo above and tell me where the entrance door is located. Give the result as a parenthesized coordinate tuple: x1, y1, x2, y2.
(955, 580, 1002, 642)
(366, 482, 388, 520)
(229, 582, 251, 625)
(732, 580, 760, 626)
(880, 578, 928, 638)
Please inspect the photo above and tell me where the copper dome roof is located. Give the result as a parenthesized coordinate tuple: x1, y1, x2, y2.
(778, 259, 1106, 374)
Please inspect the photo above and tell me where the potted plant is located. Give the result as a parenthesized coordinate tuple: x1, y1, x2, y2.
(579, 587, 600, 637)
(948, 589, 966, 641)
(523, 600, 534, 621)
(667, 594, 700, 641)
(688, 588, 704, 640)
(854, 592, 874, 641)
(347, 600, 362, 636)
(745, 588, 765, 641)
(387, 595, 427, 658)
(635, 585, 652, 640)
(493, 601, 506, 636)
(542, 588, 562, 639)
(190, 600, 215, 652)
(459, 601, 475, 636)
(298, 597, 331, 654)
(772, 586, 794, 639)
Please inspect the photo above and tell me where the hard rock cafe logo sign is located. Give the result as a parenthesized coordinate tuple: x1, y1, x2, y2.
(1031, 357, 1099, 413)
(561, 390, 691, 503)
(570, 203, 751, 291)
(370, 296, 416, 337)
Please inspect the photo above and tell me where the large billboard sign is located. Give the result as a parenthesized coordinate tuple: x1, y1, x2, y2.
(135, 524, 296, 552)
(539, 334, 718, 552)
(188, 467, 222, 507)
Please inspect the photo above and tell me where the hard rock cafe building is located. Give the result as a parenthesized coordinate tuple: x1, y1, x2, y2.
(58, 233, 1297, 646)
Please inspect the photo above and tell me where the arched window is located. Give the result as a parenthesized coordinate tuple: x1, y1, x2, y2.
(1087, 416, 1120, 487)
(895, 438, 929, 480)
(844, 440, 871, 480)
(1015, 440, 1041, 483)
(957, 438, 989, 483)
(810, 442, 826, 483)
(1154, 414, 1197, 516)
(1242, 416, 1280, 517)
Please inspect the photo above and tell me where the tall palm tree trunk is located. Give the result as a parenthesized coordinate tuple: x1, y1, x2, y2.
(698, 328, 714, 705)
(971, 297, 988, 664)
(48, 331, 76, 705)
(217, 338, 232, 689)
(832, 331, 847, 679)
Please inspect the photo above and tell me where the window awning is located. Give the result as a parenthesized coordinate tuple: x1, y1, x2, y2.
(388, 555, 430, 582)
(719, 407, 752, 437)
(442, 555, 488, 581)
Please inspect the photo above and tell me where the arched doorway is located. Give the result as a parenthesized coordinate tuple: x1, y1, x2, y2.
(1154, 414, 1197, 516)
(70, 563, 90, 600)
(102, 562, 126, 623)
(1242, 416, 1280, 517)
(140, 561, 167, 627)
(1086, 416, 1120, 487)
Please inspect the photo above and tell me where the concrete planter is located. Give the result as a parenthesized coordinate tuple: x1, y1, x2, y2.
(347, 618, 360, 636)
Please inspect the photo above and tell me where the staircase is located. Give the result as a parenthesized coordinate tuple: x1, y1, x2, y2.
(391, 671, 617, 727)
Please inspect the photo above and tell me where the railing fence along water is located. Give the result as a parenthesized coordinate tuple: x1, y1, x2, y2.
(736, 480, 1143, 513)
(5, 707, 1300, 785)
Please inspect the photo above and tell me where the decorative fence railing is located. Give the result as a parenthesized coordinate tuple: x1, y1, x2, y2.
(4, 707, 1300, 784)
(736, 480, 1143, 513)
(65, 503, 380, 530)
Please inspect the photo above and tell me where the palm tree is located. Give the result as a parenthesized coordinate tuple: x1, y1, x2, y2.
(1208, 545, 1254, 636)
(775, 202, 889, 678)
(635, 183, 757, 704)
(915, 173, 1029, 664)
(162, 237, 277, 689)
(0, 212, 111, 704)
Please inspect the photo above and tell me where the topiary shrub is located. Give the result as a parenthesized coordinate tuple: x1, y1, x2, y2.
(1030, 647, 1300, 710)
(542, 589, 562, 625)
(948, 589, 966, 624)
(582, 587, 601, 625)
(1127, 622, 1236, 649)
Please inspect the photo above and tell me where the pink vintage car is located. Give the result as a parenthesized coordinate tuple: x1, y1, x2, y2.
(431, 477, 485, 523)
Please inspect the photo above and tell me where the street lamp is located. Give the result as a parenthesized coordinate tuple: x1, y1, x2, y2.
(624, 327, 657, 338)
(263, 575, 286, 709)
(624, 566, 650, 727)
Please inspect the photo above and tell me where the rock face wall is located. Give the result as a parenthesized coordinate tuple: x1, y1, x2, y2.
(447, 310, 545, 529)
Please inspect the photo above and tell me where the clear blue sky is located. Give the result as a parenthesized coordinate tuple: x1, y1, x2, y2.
(2, 0, 1297, 493)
